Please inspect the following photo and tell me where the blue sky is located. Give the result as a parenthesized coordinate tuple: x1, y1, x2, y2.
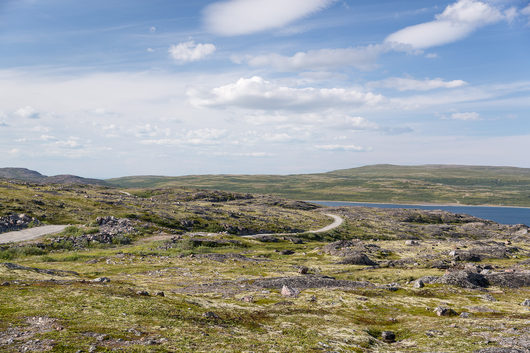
(0, 0, 529, 178)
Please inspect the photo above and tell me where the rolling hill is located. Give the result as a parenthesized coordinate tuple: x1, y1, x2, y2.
(107, 164, 530, 207)
(0, 168, 108, 186)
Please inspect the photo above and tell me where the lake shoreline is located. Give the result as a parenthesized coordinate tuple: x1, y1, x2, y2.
(307, 200, 530, 210)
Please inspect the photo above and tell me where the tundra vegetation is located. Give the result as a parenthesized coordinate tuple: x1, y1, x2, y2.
(0, 179, 528, 352)
(108, 165, 530, 207)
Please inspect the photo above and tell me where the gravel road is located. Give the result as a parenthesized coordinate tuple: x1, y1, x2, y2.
(0, 225, 68, 244)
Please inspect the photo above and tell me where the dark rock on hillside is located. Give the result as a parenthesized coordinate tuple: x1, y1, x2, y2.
(485, 271, 530, 288)
(50, 217, 137, 248)
(251, 275, 374, 290)
(434, 271, 489, 288)
(337, 253, 378, 266)
(2, 262, 78, 277)
(0, 214, 40, 234)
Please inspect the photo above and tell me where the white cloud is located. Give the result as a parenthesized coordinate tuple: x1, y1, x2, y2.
(314, 144, 371, 152)
(239, 45, 385, 71)
(203, 0, 335, 36)
(523, 4, 530, 16)
(385, 0, 506, 49)
(210, 151, 275, 158)
(188, 76, 384, 111)
(14, 106, 40, 119)
(169, 41, 216, 63)
(450, 112, 481, 120)
(370, 77, 468, 91)
(141, 128, 228, 146)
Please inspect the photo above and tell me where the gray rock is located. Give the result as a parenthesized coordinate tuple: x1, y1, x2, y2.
(434, 306, 458, 316)
(281, 285, 300, 298)
(381, 331, 396, 343)
(521, 299, 530, 307)
(136, 290, 150, 296)
(460, 312, 471, 318)
(414, 280, 425, 288)
(92, 277, 111, 283)
(298, 266, 309, 275)
(480, 294, 497, 302)
(202, 311, 219, 319)
(337, 253, 378, 266)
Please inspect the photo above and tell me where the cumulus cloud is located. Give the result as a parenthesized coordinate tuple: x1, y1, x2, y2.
(188, 76, 384, 111)
(169, 41, 216, 63)
(370, 77, 468, 91)
(450, 112, 481, 120)
(14, 106, 40, 119)
(238, 45, 385, 71)
(385, 0, 507, 49)
(141, 128, 228, 146)
(314, 144, 371, 152)
(204, 0, 335, 36)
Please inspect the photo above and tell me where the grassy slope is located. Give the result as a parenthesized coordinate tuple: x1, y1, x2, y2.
(107, 164, 530, 207)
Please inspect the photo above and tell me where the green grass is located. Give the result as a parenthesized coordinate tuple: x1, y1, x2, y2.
(106, 164, 530, 207)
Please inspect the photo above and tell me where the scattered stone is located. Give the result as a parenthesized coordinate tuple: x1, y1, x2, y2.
(92, 277, 111, 283)
(2, 262, 78, 277)
(337, 253, 378, 266)
(460, 312, 471, 318)
(485, 271, 530, 288)
(481, 294, 497, 302)
(474, 348, 527, 353)
(434, 307, 458, 316)
(521, 299, 530, 307)
(203, 312, 219, 319)
(381, 331, 396, 343)
(1, 281, 10, 286)
(413, 280, 425, 288)
(155, 291, 165, 297)
(241, 295, 254, 303)
(308, 295, 317, 302)
(281, 285, 300, 298)
(0, 213, 40, 234)
(298, 266, 309, 274)
(280, 250, 295, 255)
(435, 270, 488, 288)
(136, 290, 150, 296)
(405, 240, 419, 246)
(254, 235, 278, 242)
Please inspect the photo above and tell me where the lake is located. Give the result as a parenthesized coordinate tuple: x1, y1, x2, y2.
(312, 201, 530, 226)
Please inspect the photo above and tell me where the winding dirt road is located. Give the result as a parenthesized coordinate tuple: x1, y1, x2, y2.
(0, 225, 68, 244)
(0, 213, 344, 244)
(243, 213, 344, 238)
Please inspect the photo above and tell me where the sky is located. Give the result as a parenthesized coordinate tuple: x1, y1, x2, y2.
(0, 0, 529, 178)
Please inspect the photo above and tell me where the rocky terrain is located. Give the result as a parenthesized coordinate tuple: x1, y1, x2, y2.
(0, 180, 528, 352)
(0, 214, 40, 233)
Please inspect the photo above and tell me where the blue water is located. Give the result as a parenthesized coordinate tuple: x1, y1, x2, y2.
(312, 201, 530, 226)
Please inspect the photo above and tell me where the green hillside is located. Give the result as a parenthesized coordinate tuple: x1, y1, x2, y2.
(107, 164, 530, 207)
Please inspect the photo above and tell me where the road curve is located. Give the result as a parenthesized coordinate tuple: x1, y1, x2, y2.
(242, 213, 344, 238)
(0, 225, 68, 244)
(311, 213, 344, 233)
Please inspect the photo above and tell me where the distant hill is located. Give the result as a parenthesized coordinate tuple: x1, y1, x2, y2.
(107, 164, 530, 207)
(0, 168, 108, 186)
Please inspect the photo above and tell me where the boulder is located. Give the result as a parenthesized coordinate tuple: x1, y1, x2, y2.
(281, 285, 300, 298)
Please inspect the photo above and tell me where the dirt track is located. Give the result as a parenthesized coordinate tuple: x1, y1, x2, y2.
(0, 225, 68, 244)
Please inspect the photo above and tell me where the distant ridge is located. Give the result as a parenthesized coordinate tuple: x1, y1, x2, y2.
(107, 164, 530, 207)
(0, 168, 108, 186)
